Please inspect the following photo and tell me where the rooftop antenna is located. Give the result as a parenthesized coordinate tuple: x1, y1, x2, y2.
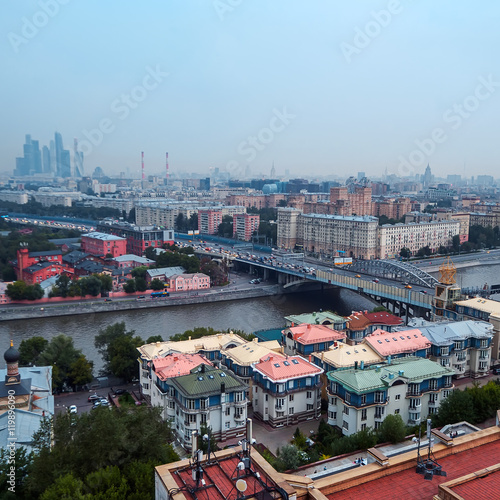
(415, 419, 446, 480)
(141, 151, 145, 187)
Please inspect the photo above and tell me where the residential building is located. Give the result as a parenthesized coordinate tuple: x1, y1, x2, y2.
(168, 273, 210, 292)
(327, 357, 454, 435)
(13, 247, 65, 284)
(284, 310, 346, 330)
(373, 197, 411, 220)
(416, 320, 494, 378)
(96, 221, 174, 256)
(197, 209, 222, 235)
(345, 310, 404, 344)
(448, 297, 500, 363)
(81, 231, 127, 258)
(252, 353, 323, 427)
(281, 323, 346, 356)
(0, 191, 29, 204)
(112, 254, 155, 269)
(277, 208, 379, 259)
(329, 186, 373, 216)
(233, 213, 260, 241)
(166, 364, 248, 449)
(378, 220, 460, 259)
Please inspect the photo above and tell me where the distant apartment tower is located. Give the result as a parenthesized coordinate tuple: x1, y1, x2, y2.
(15, 135, 42, 176)
(198, 209, 222, 235)
(330, 186, 372, 216)
(233, 213, 260, 241)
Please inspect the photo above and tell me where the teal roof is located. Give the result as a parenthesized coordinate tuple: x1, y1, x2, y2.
(171, 365, 247, 397)
(285, 310, 345, 325)
(327, 357, 454, 394)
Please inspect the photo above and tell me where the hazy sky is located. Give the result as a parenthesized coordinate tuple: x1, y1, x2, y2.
(2, 1, 500, 180)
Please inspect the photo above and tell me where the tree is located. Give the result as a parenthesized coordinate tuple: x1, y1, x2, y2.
(69, 355, 93, 388)
(145, 246, 157, 261)
(150, 279, 165, 291)
(79, 275, 102, 296)
(94, 322, 144, 380)
(131, 266, 148, 279)
(97, 273, 113, 293)
(197, 424, 218, 454)
(278, 444, 304, 471)
(26, 407, 178, 498)
(146, 335, 163, 344)
(19, 336, 48, 366)
(52, 274, 71, 298)
(400, 247, 410, 259)
(377, 414, 406, 443)
(0, 446, 33, 499)
(433, 389, 476, 426)
(38, 335, 92, 392)
(6, 281, 27, 300)
(135, 277, 148, 292)
(24, 283, 44, 300)
(123, 279, 136, 294)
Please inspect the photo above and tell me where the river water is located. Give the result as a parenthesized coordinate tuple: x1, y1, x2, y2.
(2, 264, 498, 374)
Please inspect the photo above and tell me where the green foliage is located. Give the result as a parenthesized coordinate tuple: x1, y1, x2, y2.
(123, 279, 136, 294)
(27, 407, 178, 498)
(276, 444, 305, 471)
(51, 274, 71, 298)
(169, 326, 254, 343)
(197, 424, 218, 454)
(399, 247, 410, 259)
(378, 215, 405, 226)
(156, 251, 200, 273)
(135, 277, 147, 292)
(150, 279, 165, 290)
(146, 335, 163, 344)
(131, 266, 148, 279)
(38, 335, 93, 391)
(5, 281, 43, 300)
(78, 275, 102, 297)
(377, 414, 407, 443)
(291, 428, 308, 450)
(200, 257, 227, 286)
(19, 336, 48, 366)
(217, 216, 233, 238)
(94, 322, 144, 380)
(0, 446, 33, 499)
(371, 306, 389, 313)
(96, 273, 113, 293)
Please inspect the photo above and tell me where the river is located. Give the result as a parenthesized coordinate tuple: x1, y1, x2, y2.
(3, 264, 498, 374)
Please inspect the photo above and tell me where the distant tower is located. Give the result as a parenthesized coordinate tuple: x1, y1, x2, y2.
(423, 164, 433, 188)
(270, 161, 276, 179)
(141, 151, 145, 187)
(165, 152, 169, 186)
(73, 138, 84, 177)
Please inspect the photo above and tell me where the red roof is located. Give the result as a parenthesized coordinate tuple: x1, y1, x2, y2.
(254, 354, 322, 381)
(286, 323, 346, 345)
(327, 439, 500, 500)
(364, 328, 431, 356)
(153, 353, 212, 381)
(364, 312, 404, 326)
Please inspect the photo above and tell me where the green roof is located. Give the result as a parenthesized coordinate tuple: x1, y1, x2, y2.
(285, 310, 345, 325)
(327, 357, 454, 394)
(171, 365, 247, 397)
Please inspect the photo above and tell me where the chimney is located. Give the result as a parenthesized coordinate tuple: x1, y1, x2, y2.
(308, 355, 311, 362)
(354, 361, 358, 370)
(221, 382, 225, 394)
(360, 361, 364, 370)
(246, 418, 253, 444)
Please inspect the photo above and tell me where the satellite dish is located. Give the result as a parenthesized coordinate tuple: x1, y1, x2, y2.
(236, 479, 247, 492)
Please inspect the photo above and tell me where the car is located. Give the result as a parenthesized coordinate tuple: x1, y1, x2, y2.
(69, 405, 77, 414)
(113, 388, 126, 395)
(492, 367, 500, 375)
(88, 393, 103, 403)
(99, 398, 110, 406)
(104, 298, 112, 302)
(372, 279, 380, 283)
(405, 284, 412, 289)
(355, 274, 361, 278)
(419, 290, 428, 294)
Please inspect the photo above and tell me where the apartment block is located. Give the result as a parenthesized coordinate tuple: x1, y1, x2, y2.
(198, 209, 222, 235)
(233, 213, 260, 241)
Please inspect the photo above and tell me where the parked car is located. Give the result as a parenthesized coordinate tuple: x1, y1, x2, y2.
(372, 279, 380, 283)
(69, 405, 77, 414)
(88, 393, 103, 403)
(492, 367, 500, 375)
(104, 298, 112, 302)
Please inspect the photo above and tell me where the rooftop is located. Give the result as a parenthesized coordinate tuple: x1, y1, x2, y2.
(327, 357, 454, 393)
(417, 320, 494, 346)
(455, 297, 500, 318)
(284, 323, 346, 345)
(146, 266, 185, 279)
(253, 353, 323, 382)
(347, 311, 403, 331)
(153, 353, 212, 381)
(285, 310, 345, 326)
(313, 342, 384, 369)
(83, 231, 126, 241)
(364, 328, 431, 357)
(113, 254, 155, 264)
(223, 339, 282, 367)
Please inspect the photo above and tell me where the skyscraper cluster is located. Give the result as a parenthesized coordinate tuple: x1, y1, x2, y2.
(14, 132, 83, 178)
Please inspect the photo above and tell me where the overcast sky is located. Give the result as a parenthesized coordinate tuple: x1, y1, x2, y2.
(2, 0, 500, 180)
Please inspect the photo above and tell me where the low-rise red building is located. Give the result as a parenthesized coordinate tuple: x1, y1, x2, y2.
(81, 231, 127, 257)
(14, 247, 65, 284)
(168, 273, 210, 292)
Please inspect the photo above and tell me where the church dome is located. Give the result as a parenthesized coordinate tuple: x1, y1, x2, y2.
(4, 341, 20, 364)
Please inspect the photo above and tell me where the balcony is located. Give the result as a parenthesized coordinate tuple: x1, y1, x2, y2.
(234, 414, 245, 421)
(184, 420, 197, 428)
(408, 417, 421, 425)
(428, 399, 439, 407)
(406, 390, 422, 398)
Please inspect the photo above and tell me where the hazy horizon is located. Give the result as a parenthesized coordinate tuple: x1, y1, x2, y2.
(2, 1, 500, 180)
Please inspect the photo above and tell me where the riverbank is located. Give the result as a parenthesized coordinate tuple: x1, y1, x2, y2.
(0, 284, 325, 322)
(416, 257, 500, 273)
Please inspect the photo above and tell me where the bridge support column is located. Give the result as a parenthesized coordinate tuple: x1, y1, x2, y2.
(263, 268, 269, 281)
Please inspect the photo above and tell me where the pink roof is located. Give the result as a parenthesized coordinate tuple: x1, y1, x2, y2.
(364, 328, 431, 356)
(286, 323, 346, 345)
(254, 354, 322, 381)
(153, 353, 212, 381)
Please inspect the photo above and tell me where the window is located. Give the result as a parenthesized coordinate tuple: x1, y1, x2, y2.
(429, 379, 438, 391)
(361, 423, 367, 431)
(328, 411, 337, 420)
(343, 406, 349, 416)
(225, 422, 230, 429)
(307, 404, 314, 411)
(361, 409, 367, 421)
(342, 420, 349, 430)
(265, 394, 268, 402)
(345, 392, 351, 404)
(226, 408, 230, 416)
(307, 391, 312, 399)
(186, 399, 196, 410)
(289, 394, 294, 402)
(375, 421, 381, 430)
(394, 409, 400, 414)
(201, 414, 207, 424)
(289, 407, 294, 415)
(361, 394, 366, 405)
(395, 394, 401, 400)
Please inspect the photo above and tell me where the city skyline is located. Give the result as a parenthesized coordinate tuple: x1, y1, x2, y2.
(2, 1, 500, 179)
